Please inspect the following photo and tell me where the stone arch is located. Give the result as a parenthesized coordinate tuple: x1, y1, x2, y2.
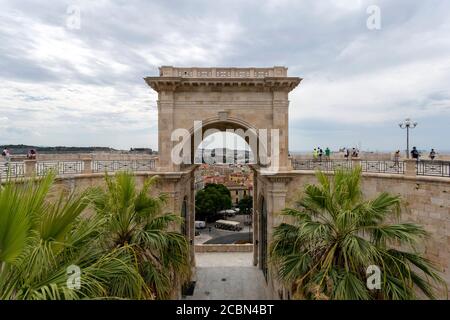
(144, 66, 301, 298)
(145, 66, 301, 172)
(184, 116, 263, 166)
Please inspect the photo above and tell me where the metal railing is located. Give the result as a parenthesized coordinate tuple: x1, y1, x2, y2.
(92, 159, 156, 173)
(37, 161, 84, 176)
(0, 161, 25, 179)
(292, 159, 353, 171)
(1, 158, 158, 181)
(360, 160, 404, 174)
(417, 160, 450, 177)
(292, 159, 405, 174)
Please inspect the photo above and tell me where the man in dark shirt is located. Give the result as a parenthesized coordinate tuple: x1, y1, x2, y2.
(411, 147, 419, 160)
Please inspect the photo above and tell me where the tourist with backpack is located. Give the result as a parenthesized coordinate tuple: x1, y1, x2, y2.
(411, 147, 420, 160)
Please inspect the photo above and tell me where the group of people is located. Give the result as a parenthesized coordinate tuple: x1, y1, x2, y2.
(410, 147, 437, 161)
(344, 147, 359, 159)
(393, 147, 438, 163)
(1, 148, 37, 162)
(312, 147, 331, 161)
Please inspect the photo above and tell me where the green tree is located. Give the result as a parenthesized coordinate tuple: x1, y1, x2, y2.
(195, 183, 232, 221)
(238, 195, 253, 215)
(0, 171, 190, 300)
(92, 172, 191, 299)
(0, 172, 148, 300)
(270, 167, 446, 300)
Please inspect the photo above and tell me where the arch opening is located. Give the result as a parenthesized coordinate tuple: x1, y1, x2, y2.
(173, 118, 270, 167)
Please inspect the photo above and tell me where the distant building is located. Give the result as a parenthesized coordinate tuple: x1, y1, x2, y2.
(226, 183, 253, 205)
(194, 163, 254, 203)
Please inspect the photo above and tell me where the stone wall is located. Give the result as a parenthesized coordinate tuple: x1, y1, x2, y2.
(195, 244, 253, 253)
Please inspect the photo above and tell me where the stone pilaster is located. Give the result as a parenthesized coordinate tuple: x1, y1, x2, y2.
(405, 159, 417, 177)
(265, 175, 291, 299)
(82, 156, 93, 174)
(272, 90, 291, 171)
(352, 158, 362, 169)
(24, 160, 36, 177)
(157, 89, 177, 172)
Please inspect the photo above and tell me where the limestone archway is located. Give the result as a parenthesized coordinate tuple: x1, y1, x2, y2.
(145, 67, 301, 299)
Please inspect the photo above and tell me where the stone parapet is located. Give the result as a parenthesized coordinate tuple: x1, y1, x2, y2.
(159, 66, 288, 78)
(195, 244, 253, 253)
(404, 159, 417, 177)
(24, 160, 36, 177)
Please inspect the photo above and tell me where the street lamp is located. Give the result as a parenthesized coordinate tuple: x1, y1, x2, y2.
(399, 118, 418, 158)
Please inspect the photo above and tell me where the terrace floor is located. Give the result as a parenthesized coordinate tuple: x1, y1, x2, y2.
(184, 252, 270, 300)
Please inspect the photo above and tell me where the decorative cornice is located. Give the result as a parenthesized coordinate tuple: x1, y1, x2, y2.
(144, 76, 302, 93)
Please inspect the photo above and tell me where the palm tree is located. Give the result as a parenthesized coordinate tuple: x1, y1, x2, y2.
(92, 172, 191, 299)
(270, 167, 446, 300)
(0, 172, 150, 300)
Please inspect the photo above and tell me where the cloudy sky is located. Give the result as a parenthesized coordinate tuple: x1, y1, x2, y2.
(0, 0, 449, 152)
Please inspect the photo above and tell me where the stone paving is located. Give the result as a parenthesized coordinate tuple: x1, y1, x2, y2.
(184, 252, 270, 300)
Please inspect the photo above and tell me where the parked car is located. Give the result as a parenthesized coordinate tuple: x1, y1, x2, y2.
(218, 209, 237, 217)
(214, 219, 242, 231)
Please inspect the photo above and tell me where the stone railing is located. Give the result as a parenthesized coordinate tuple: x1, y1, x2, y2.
(159, 66, 288, 78)
(292, 159, 450, 178)
(194, 244, 253, 253)
(0, 158, 158, 181)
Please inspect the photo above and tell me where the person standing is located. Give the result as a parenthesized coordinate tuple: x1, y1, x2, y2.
(325, 147, 331, 160)
(2, 148, 11, 171)
(344, 148, 349, 160)
(411, 147, 419, 160)
(4, 148, 11, 162)
(429, 148, 436, 161)
(318, 148, 323, 162)
(313, 148, 318, 161)
(394, 150, 400, 166)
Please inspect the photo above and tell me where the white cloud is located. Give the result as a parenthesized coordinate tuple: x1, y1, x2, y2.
(0, 0, 449, 151)
(291, 57, 450, 124)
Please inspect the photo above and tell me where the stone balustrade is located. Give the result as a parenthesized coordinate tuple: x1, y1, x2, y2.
(158, 66, 288, 78)
(195, 244, 253, 253)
